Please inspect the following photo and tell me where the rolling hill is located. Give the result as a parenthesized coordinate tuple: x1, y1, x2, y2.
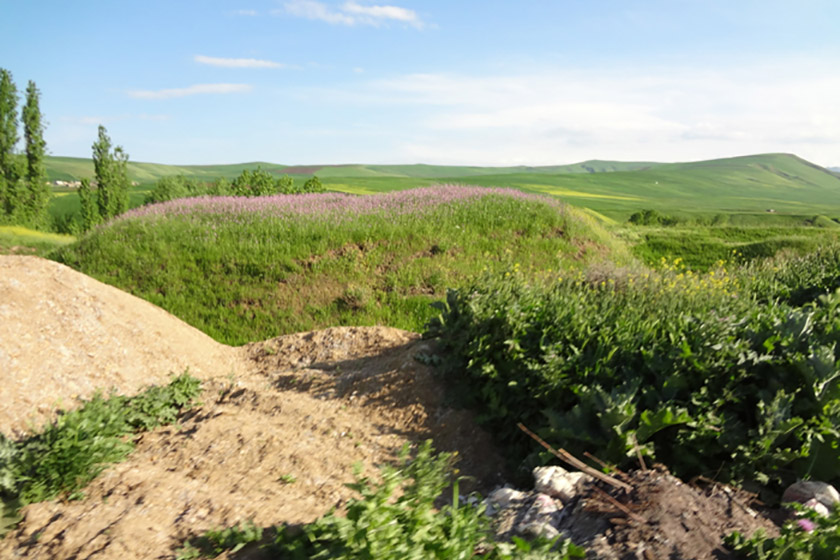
(44, 153, 840, 220)
(44, 156, 662, 183)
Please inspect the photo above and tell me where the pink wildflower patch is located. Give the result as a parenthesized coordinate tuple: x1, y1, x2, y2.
(119, 185, 561, 222)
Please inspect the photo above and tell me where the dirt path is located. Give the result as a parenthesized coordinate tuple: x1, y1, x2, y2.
(0, 256, 504, 559)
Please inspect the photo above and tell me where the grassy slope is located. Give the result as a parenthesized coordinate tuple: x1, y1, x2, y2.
(53, 191, 629, 345)
(0, 225, 75, 256)
(441, 154, 840, 219)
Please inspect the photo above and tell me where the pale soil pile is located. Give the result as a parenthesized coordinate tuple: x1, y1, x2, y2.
(0, 256, 504, 559)
(0, 256, 246, 437)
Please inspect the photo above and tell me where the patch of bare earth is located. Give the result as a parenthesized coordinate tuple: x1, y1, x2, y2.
(0, 256, 504, 559)
(567, 467, 779, 559)
(0, 256, 783, 559)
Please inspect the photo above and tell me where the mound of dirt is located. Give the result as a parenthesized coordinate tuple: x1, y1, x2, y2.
(0, 256, 505, 559)
(0, 255, 246, 437)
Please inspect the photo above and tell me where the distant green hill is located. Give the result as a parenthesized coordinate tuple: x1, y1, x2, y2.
(44, 153, 840, 220)
(424, 154, 840, 218)
(44, 156, 661, 183)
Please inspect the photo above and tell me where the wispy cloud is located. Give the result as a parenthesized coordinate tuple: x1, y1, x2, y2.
(127, 83, 253, 100)
(194, 55, 286, 69)
(233, 9, 257, 16)
(60, 114, 170, 124)
(280, 0, 424, 28)
(294, 58, 840, 165)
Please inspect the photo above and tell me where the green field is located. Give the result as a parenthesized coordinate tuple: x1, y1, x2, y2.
(46, 153, 840, 222)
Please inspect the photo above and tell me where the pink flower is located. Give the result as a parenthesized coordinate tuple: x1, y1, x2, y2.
(797, 518, 816, 532)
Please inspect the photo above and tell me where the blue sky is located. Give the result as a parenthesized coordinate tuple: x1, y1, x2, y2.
(1, 0, 839, 166)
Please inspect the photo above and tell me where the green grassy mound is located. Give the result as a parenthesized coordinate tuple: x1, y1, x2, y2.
(52, 186, 630, 345)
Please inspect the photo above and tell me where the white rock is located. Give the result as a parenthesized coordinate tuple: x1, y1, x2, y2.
(516, 493, 561, 538)
(803, 498, 831, 517)
(488, 486, 527, 509)
(533, 466, 591, 502)
(782, 481, 840, 510)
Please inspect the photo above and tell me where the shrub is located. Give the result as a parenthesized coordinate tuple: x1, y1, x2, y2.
(425, 256, 840, 497)
(271, 441, 584, 560)
(0, 373, 201, 516)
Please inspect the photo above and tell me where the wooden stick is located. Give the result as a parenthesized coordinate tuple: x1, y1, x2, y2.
(583, 451, 629, 480)
(629, 433, 647, 472)
(592, 486, 645, 523)
(517, 423, 632, 492)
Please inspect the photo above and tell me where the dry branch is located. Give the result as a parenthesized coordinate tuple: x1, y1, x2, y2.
(517, 423, 632, 492)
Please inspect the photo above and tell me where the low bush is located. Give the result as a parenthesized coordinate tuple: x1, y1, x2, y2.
(0, 372, 201, 531)
(144, 169, 325, 205)
(425, 253, 840, 497)
(726, 506, 840, 560)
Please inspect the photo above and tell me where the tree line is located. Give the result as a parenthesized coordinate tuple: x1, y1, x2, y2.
(0, 68, 50, 227)
(1, 67, 327, 234)
(0, 68, 130, 233)
(144, 168, 325, 205)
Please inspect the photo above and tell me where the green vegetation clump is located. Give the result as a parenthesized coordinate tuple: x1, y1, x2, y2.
(144, 169, 324, 205)
(726, 507, 840, 560)
(631, 225, 838, 270)
(743, 244, 840, 306)
(0, 373, 201, 531)
(178, 441, 584, 560)
(628, 208, 681, 226)
(425, 250, 840, 496)
(53, 187, 625, 345)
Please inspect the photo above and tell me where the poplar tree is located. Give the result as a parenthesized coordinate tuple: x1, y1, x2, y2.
(92, 124, 129, 221)
(22, 80, 49, 225)
(77, 177, 99, 232)
(0, 68, 21, 218)
(79, 125, 130, 231)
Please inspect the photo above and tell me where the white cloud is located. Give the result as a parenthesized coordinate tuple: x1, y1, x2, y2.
(295, 59, 840, 165)
(234, 9, 257, 16)
(194, 55, 286, 69)
(60, 114, 170, 125)
(342, 1, 422, 27)
(280, 0, 423, 28)
(127, 83, 253, 100)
